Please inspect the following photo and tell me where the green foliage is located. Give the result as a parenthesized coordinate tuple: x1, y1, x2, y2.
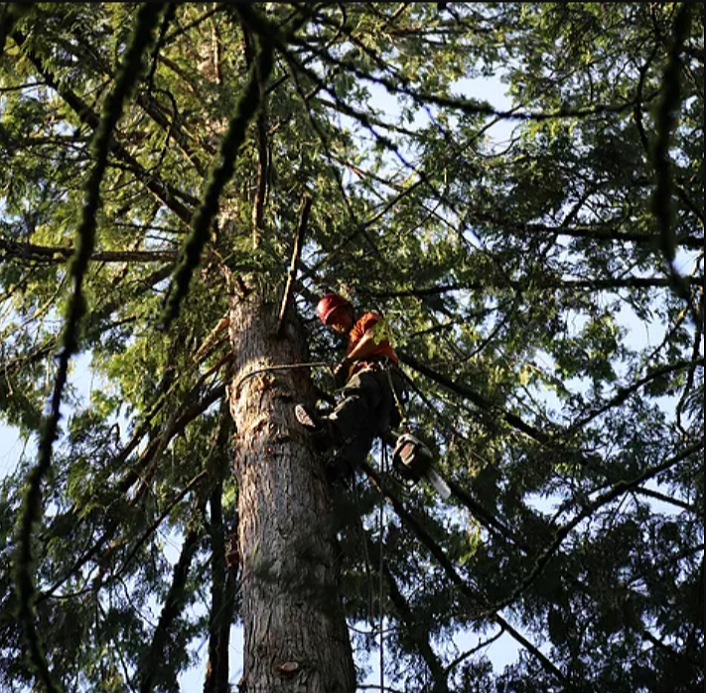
(0, 2, 703, 693)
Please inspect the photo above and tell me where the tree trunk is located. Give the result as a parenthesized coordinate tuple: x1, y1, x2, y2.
(228, 290, 356, 693)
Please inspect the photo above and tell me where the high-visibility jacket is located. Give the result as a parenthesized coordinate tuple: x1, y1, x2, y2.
(345, 311, 398, 376)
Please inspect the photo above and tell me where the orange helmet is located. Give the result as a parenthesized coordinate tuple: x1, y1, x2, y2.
(316, 292, 352, 325)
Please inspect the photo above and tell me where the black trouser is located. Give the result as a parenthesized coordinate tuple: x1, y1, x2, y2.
(326, 364, 405, 473)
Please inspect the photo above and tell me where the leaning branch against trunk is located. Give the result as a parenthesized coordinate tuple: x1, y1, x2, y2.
(277, 193, 312, 338)
(242, 23, 270, 247)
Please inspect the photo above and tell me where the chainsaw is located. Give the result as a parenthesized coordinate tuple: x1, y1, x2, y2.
(391, 432, 451, 500)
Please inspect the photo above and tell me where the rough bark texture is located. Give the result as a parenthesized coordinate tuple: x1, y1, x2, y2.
(228, 291, 356, 693)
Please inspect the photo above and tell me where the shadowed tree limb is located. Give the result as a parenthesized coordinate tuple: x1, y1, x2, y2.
(138, 524, 202, 693)
(370, 275, 705, 300)
(160, 10, 275, 327)
(0, 236, 178, 264)
(398, 351, 553, 447)
(362, 462, 568, 685)
(568, 357, 704, 432)
(652, 3, 701, 332)
(481, 439, 704, 617)
(13, 6, 167, 692)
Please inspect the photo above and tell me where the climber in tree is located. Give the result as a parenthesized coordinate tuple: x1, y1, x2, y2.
(296, 291, 406, 482)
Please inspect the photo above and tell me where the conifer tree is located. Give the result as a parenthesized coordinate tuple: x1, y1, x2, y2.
(0, 4, 702, 692)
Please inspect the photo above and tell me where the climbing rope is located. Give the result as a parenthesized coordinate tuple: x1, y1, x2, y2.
(232, 360, 331, 393)
(385, 364, 410, 432)
(378, 441, 389, 692)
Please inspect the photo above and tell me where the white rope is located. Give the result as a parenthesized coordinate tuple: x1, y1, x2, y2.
(378, 442, 388, 692)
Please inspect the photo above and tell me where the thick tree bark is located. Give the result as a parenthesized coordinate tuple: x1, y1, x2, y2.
(228, 291, 356, 693)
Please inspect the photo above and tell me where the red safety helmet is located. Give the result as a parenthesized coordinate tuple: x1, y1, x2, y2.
(316, 292, 353, 325)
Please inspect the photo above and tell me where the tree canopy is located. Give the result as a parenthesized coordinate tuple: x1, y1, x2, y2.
(0, 3, 703, 693)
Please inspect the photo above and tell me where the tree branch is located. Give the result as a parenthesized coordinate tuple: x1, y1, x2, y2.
(38, 382, 225, 603)
(11, 28, 196, 228)
(112, 471, 208, 582)
(569, 357, 705, 433)
(484, 439, 704, 617)
(138, 524, 201, 693)
(13, 8, 167, 692)
(0, 237, 177, 264)
(276, 194, 311, 338)
(398, 350, 553, 447)
(362, 462, 568, 685)
(633, 486, 697, 513)
(652, 3, 701, 332)
(370, 275, 704, 301)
